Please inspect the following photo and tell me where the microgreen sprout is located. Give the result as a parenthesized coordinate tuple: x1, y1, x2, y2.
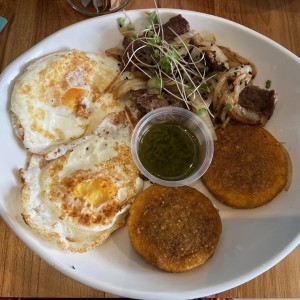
(147, 77, 164, 94)
(170, 48, 180, 61)
(127, 22, 135, 31)
(149, 34, 161, 45)
(160, 56, 171, 73)
(197, 108, 207, 116)
(117, 10, 137, 36)
(265, 79, 272, 89)
(200, 82, 211, 93)
(223, 103, 233, 111)
(131, 34, 138, 40)
(146, 11, 159, 25)
(146, 24, 153, 30)
(119, 6, 216, 113)
(117, 17, 125, 27)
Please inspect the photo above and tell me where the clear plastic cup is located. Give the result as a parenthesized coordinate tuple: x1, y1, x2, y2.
(131, 107, 214, 187)
(67, 0, 130, 17)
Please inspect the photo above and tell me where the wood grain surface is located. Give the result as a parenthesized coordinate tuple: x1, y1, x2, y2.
(0, 0, 299, 298)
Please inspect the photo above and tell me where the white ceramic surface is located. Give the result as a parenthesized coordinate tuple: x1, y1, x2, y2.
(0, 9, 300, 300)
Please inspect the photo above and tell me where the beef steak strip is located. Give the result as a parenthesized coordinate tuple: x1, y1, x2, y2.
(238, 85, 277, 120)
(161, 14, 190, 42)
(126, 89, 186, 114)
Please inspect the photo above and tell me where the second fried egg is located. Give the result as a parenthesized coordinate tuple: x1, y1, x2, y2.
(20, 111, 144, 252)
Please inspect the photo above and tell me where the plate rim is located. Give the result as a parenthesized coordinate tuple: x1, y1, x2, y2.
(1, 8, 300, 299)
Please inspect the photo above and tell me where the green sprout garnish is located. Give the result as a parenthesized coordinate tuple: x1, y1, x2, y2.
(117, 17, 125, 27)
(160, 56, 171, 73)
(131, 34, 138, 40)
(127, 22, 135, 31)
(170, 48, 180, 61)
(200, 82, 211, 93)
(223, 103, 233, 111)
(146, 24, 153, 30)
(119, 8, 216, 116)
(147, 30, 155, 37)
(146, 11, 159, 25)
(148, 34, 161, 45)
(153, 49, 160, 58)
(265, 79, 272, 89)
(196, 108, 207, 116)
(147, 76, 163, 89)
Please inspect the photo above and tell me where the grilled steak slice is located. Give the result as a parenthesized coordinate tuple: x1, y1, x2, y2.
(238, 85, 277, 120)
(161, 14, 190, 42)
(126, 89, 186, 114)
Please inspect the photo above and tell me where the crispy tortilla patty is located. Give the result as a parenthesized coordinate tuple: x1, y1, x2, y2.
(127, 185, 222, 272)
(202, 124, 288, 208)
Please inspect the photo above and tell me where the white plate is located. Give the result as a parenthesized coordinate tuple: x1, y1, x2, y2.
(1, 8, 300, 299)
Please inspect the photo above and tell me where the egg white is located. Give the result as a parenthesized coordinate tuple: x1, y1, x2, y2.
(11, 49, 122, 155)
(20, 111, 144, 252)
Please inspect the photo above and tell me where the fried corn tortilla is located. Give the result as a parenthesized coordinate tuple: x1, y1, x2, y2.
(202, 124, 288, 208)
(127, 185, 222, 272)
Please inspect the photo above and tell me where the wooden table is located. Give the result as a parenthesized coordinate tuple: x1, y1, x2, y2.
(0, 0, 299, 298)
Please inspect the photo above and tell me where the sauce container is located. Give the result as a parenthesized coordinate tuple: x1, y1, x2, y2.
(131, 107, 214, 187)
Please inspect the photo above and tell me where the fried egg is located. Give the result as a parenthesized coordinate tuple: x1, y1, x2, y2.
(11, 49, 122, 155)
(20, 111, 143, 252)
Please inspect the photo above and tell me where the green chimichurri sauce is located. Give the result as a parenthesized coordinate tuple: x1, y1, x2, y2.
(138, 123, 200, 181)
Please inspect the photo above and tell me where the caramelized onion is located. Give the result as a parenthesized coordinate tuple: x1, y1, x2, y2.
(229, 105, 268, 125)
(105, 47, 124, 61)
(113, 78, 147, 99)
(219, 45, 257, 78)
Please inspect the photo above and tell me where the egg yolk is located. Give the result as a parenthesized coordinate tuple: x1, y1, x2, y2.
(74, 179, 116, 207)
(61, 87, 88, 110)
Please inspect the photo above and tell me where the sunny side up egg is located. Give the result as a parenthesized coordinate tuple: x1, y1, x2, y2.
(20, 111, 144, 252)
(10, 49, 122, 155)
